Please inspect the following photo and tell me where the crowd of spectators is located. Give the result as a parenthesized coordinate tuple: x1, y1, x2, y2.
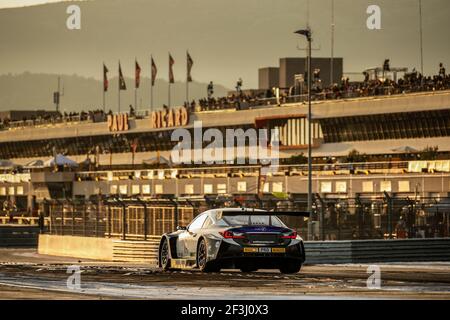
(194, 91, 270, 112)
(319, 65, 450, 100)
(0, 109, 110, 130)
(195, 63, 450, 112)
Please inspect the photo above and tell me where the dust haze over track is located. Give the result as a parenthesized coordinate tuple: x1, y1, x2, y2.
(0, 249, 449, 300)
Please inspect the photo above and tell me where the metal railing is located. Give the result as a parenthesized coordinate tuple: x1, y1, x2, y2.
(307, 194, 450, 241)
(75, 160, 450, 183)
(43, 198, 197, 240)
(39, 195, 450, 242)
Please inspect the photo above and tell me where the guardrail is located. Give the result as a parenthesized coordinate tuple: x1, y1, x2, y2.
(0, 216, 50, 226)
(304, 238, 450, 264)
(0, 225, 41, 247)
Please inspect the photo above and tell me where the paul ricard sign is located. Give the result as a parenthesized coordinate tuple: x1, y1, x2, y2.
(151, 107, 189, 129)
(107, 113, 129, 132)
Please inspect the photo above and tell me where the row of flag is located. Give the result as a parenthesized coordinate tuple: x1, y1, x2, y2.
(102, 52, 194, 92)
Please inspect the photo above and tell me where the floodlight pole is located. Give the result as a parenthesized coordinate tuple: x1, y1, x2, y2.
(330, 0, 335, 86)
(418, 0, 424, 83)
(295, 28, 313, 239)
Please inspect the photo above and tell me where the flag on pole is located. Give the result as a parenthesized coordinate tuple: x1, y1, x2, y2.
(187, 52, 194, 82)
(151, 57, 157, 87)
(169, 54, 175, 84)
(135, 59, 141, 89)
(119, 62, 127, 90)
(103, 64, 109, 92)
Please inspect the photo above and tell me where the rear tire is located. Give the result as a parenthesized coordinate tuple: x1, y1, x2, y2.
(197, 239, 222, 272)
(279, 263, 302, 274)
(197, 239, 211, 272)
(159, 238, 171, 271)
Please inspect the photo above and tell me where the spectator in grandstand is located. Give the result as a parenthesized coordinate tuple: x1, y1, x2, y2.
(38, 211, 45, 233)
(207, 81, 214, 98)
(129, 104, 135, 117)
(395, 216, 407, 239)
(363, 71, 370, 83)
(383, 59, 391, 72)
(236, 78, 243, 93)
(439, 63, 446, 78)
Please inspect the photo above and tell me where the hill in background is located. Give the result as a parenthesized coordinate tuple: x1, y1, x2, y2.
(0, 72, 229, 112)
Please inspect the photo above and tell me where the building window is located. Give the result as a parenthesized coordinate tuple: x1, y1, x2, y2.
(131, 185, 140, 195)
(263, 183, 270, 193)
(0, 187, 6, 196)
(336, 181, 347, 193)
(119, 185, 128, 195)
(273, 182, 283, 193)
(155, 184, 163, 194)
(380, 181, 392, 192)
(398, 181, 410, 192)
(321, 182, 332, 193)
(185, 184, 194, 195)
(362, 181, 374, 193)
(204, 184, 213, 194)
(8, 187, 14, 195)
(16, 186, 24, 195)
(110, 185, 118, 194)
(217, 184, 227, 194)
(142, 185, 151, 195)
(237, 181, 247, 193)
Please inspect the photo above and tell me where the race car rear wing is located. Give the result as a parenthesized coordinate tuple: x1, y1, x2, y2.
(218, 210, 310, 218)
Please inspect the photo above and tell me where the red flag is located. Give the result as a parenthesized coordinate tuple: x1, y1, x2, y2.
(119, 62, 127, 91)
(135, 59, 141, 89)
(103, 63, 109, 92)
(131, 138, 138, 154)
(187, 52, 193, 82)
(151, 56, 157, 87)
(169, 53, 175, 84)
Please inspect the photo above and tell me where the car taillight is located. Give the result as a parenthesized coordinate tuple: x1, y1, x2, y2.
(220, 230, 245, 239)
(281, 231, 297, 239)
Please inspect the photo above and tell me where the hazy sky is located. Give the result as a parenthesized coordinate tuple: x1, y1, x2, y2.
(0, 0, 65, 8)
(0, 0, 449, 89)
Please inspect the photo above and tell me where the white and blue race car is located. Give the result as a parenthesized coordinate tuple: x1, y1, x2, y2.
(158, 208, 308, 273)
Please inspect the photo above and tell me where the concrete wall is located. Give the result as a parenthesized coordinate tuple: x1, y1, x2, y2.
(38, 234, 114, 261)
(37, 235, 450, 265)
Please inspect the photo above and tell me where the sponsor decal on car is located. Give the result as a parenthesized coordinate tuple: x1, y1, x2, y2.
(243, 247, 286, 253)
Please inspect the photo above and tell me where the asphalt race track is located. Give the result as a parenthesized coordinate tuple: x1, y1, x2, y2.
(0, 249, 449, 300)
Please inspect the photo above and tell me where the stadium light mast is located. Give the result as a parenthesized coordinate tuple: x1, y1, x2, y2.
(330, 0, 335, 86)
(294, 28, 313, 219)
(418, 0, 424, 80)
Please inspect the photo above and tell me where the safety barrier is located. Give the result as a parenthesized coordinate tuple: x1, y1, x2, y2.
(0, 225, 41, 247)
(37, 235, 450, 265)
(0, 216, 50, 226)
(304, 238, 450, 264)
(112, 237, 160, 263)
